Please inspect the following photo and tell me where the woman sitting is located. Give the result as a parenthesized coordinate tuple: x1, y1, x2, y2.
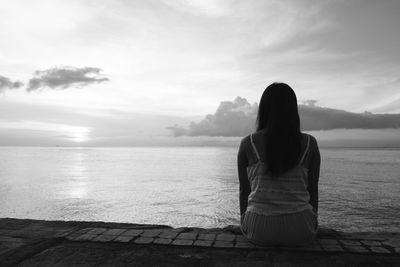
(237, 83, 320, 246)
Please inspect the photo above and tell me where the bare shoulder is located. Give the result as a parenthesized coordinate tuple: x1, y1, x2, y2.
(301, 133, 320, 156)
(239, 134, 251, 150)
(302, 133, 318, 145)
(302, 133, 320, 159)
(238, 134, 252, 165)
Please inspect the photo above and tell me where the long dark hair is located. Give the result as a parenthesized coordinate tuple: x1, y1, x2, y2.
(256, 83, 302, 175)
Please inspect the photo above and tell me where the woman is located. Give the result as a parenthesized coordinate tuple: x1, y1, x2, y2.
(237, 83, 320, 246)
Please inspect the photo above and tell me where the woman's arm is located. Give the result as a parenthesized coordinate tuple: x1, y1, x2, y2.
(238, 138, 251, 215)
(307, 136, 321, 213)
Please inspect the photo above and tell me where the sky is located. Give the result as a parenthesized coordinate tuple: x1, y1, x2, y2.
(1, 0, 400, 146)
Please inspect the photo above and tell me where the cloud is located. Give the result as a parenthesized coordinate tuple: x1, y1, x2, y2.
(300, 99, 318, 107)
(168, 97, 400, 137)
(300, 105, 400, 130)
(0, 75, 23, 92)
(168, 97, 257, 136)
(27, 66, 109, 91)
(161, 0, 231, 17)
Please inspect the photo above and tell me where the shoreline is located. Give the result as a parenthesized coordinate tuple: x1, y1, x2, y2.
(1, 145, 400, 150)
(1, 218, 399, 266)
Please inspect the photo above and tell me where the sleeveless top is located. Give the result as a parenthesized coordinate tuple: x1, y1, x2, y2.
(246, 134, 313, 216)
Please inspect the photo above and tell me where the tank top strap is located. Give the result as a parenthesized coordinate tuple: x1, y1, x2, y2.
(250, 134, 261, 162)
(299, 135, 310, 165)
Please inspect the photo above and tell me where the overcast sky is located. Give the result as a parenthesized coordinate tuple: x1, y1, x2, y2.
(1, 0, 400, 145)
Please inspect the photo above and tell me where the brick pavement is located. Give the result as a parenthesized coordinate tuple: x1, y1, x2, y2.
(62, 225, 400, 254)
(0, 218, 399, 266)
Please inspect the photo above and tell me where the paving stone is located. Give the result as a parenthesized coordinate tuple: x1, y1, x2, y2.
(121, 229, 143, 237)
(65, 228, 91, 240)
(140, 229, 162, 238)
(73, 234, 98, 241)
(320, 244, 345, 252)
(9, 229, 35, 238)
(103, 229, 126, 236)
(153, 238, 172, 245)
(359, 233, 391, 241)
(279, 242, 321, 252)
(53, 229, 74, 238)
(213, 241, 234, 248)
(16, 244, 76, 266)
(198, 233, 216, 241)
(0, 229, 14, 235)
(317, 228, 339, 238)
(113, 235, 134, 243)
(212, 230, 225, 235)
(0, 236, 29, 255)
(235, 235, 248, 242)
(65, 234, 78, 241)
(247, 251, 268, 258)
(340, 240, 362, 246)
(188, 229, 202, 234)
(235, 241, 255, 248)
(216, 234, 235, 242)
(343, 245, 370, 253)
(172, 227, 187, 233)
(382, 239, 400, 248)
(172, 239, 194, 246)
(86, 228, 108, 235)
(92, 234, 117, 242)
(4, 218, 400, 266)
(318, 239, 339, 245)
(369, 246, 391, 254)
(255, 245, 275, 250)
(74, 228, 92, 234)
(193, 240, 213, 247)
(297, 244, 323, 252)
(176, 232, 197, 240)
(338, 233, 366, 240)
(70, 228, 93, 235)
(65, 234, 77, 241)
(134, 237, 154, 244)
(361, 240, 381, 246)
(339, 232, 389, 241)
(158, 230, 178, 239)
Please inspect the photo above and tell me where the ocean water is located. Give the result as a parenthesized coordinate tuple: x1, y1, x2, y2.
(0, 147, 399, 232)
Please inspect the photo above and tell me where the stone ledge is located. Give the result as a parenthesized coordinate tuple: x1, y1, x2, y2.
(1, 218, 399, 256)
(61, 225, 400, 254)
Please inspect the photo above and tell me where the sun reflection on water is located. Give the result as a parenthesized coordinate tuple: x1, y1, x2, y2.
(64, 151, 88, 199)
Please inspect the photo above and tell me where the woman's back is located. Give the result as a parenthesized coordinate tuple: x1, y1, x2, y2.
(239, 131, 320, 246)
(237, 83, 321, 246)
(246, 132, 314, 216)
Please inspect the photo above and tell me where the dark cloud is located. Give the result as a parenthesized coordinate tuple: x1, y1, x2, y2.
(169, 97, 400, 137)
(300, 105, 400, 130)
(0, 75, 23, 93)
(27, 66, 109, 91)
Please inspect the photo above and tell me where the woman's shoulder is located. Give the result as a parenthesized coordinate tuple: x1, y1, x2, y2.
(301, 132, 317, 143)
(301, 133, 319, 152)
(240, 130, 263, 146)
(239, 132, 261, 156)
(238, 134, 253, 164)
(239, 134, 252, 148)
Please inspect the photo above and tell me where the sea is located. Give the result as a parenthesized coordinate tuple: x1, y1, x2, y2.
(0, 147, 399, 232)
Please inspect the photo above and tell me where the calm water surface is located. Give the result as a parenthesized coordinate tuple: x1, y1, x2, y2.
(0, 147, 399, 232)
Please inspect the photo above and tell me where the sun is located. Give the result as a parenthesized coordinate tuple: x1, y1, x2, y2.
(66, 125, 91, 142)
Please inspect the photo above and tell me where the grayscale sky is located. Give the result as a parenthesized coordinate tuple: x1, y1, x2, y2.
(1, 0, 399, 145)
